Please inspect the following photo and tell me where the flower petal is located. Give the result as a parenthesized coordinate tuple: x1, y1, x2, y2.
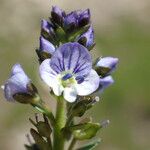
(75, 69, 99, 96)
(98, 76, 114, 93)
(11, 64, 25, 76)
(50, 42, 92, 76)
(39, 36, 55, 54)
(63, 87, 77, 102)
(39, 59, 64, 96)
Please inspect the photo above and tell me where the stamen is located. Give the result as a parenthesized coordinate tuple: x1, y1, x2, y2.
(76, 76, 84, 84)
(62, 73, 73, 80)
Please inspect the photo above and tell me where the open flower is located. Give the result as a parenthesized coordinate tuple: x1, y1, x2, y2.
(39, 42, 100, 102)
(2, 64, 37, 103)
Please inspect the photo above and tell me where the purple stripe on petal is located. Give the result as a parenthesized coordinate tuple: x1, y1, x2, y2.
(50, 42, 92, 76)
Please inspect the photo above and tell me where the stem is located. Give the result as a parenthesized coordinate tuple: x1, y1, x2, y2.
(47, 136, 52, 150)
(53, 96, 66, 150)
(68, 138, 77, 150)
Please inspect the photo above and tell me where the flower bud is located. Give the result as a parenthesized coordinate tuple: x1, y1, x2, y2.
(78, 26, 95, 49)
(64, 12, 78, 32)
(41, 20, 56, 44)
(95, 57, 119, 76)
(36, 36, 55, 62)
(78, 9, 91, 27)
(51, 6, 65, 26)
(2, 64, 39, 104)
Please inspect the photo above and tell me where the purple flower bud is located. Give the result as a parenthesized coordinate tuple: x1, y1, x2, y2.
(98, 76, 114, 93)
(51, 6, 65, 26)
(2, 64, 38, 103)
(41, 19, 53, 33)
(96, 57, 119, 76)
(64, 12, 78, 31)
(39, 36, 55, 54)
(78, 26, 94, 49)
(78, 9, 91, 27)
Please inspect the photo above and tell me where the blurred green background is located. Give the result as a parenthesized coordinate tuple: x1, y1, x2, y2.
(0, 0, 150, 149)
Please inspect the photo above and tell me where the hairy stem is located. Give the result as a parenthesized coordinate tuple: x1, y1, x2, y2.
(53, 96, 66, 150)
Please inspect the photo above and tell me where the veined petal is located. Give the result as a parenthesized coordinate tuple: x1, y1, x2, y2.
(39, 59, 58, 86)
(50, 42, 92, 76)
(11, 64, 26, 76)
(63, 87, 77, 102)
(39, 59, 64, 96)
(75, 69, 99, 96)
(39, 36, 55, 54)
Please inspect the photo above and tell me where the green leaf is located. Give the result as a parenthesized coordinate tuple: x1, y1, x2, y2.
(76, 139, 101, 150)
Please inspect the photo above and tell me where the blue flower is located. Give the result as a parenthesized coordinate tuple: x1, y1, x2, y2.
(39, 42, 100, 102)
(39, 36, 55, 54)
(95, 57, 119, 76)
(78, 26, 94, 49)
(2, 64, 32, 102)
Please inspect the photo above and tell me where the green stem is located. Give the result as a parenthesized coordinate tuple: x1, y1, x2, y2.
(53, 96, 66, 150)
(68, 138, 77, 150)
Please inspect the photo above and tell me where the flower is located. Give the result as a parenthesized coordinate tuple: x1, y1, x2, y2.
(95, 57, 119, 76)
(39, 42, 100, 102)
(97, 76, 114, 93)
(2, 64, 37, 103)
(78, 26, 94, 49)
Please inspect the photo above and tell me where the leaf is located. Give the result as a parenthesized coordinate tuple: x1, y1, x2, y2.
(76, 139, 101, 150)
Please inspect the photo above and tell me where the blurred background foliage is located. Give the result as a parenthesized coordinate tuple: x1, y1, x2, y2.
(0, 0, 150, 149)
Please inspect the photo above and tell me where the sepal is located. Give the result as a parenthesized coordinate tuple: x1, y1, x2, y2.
(76, 138, 101, 150)
(69, 122, 101, 140)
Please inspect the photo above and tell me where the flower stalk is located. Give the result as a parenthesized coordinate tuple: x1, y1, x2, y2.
(53, 96, 66, 150)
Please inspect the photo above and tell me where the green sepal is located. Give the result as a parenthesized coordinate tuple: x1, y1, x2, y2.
(68, 25, 90, 42)
(55, 26, 67, 43)
(36, 121, 52, 138)
(95, 66, 110, 77)
(13, 93, 34, 104)
(30, 128, 49, 150)
(36, 49, 52, 63)
(76, 138, 101, 150)
(24, 144, 40, 150)
(69, 122, 101, 140)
